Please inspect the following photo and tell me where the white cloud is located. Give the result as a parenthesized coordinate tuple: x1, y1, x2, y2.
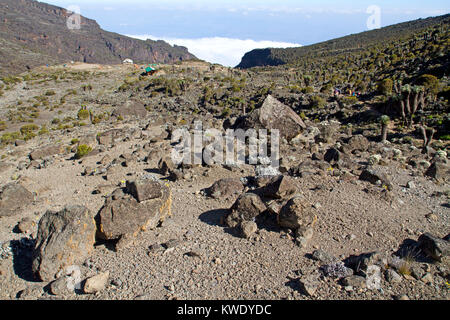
(127, 35, 301, 67)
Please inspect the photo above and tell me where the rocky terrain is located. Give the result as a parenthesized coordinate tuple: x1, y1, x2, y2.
(0, 0, 197, 77)
(0, 12, 449, 301)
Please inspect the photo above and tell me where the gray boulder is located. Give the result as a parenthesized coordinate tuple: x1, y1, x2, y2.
(0, 183, 34, 217)
(237, 95, 306, 140)
(32, 206, 96, 281)
(96, 181, 172, 246)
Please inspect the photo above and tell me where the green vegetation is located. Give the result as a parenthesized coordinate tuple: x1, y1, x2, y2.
(75, 144, 92, 159)
(0, 132, 21, 145)
(77, 107, 90, 120)
(378, 78, 393, 95)
(310, 96, 326, 109)
(20, 124, 39, 140)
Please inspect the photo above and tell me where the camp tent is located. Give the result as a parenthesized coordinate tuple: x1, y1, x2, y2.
(123, 58, 134, 64)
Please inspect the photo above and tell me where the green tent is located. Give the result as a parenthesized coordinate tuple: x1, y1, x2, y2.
(145, 66, 155, 73)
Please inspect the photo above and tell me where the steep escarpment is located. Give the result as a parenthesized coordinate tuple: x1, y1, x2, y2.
(0, 0, 197, 76)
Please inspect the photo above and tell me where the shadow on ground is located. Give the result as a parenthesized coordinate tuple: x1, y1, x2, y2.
(11, 238, 39, 282)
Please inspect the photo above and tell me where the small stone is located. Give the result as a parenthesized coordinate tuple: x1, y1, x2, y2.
(421, 273, 433, 284)
(396, 295, 410, 300)
(344, 286, 353, 292)
(385, 269, 402, 284)
(17, 217, 35, 233)
(341, 275, 366, 288)
(240, 221, 258, 239)
(410, 266, 425, 280)
(298, 275, 319, 296)
(311, 249, 338, 264)
(406, 181, 415, 189)
(296, 237, 309, 249)
(84, 271, 110, 294)
(50, 277, 73, 296)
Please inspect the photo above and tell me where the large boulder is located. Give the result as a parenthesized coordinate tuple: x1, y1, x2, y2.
(32, 205, 96, 281)
(278, 196, 317, 230)
(0, 183, 34, 217)
(29, 144, 65, 160)
(96, 179, 172, 244)
(225, 193, 266, 228)
(112, 100, 147, 119)
(236, 95, 306, 140)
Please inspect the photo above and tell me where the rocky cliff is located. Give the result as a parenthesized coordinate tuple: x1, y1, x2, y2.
(0, 0, 197, 76)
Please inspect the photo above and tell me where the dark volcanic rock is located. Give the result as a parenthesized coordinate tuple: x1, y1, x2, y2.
(96, 181, 172, 243)
(278, 196, 317, 230)
(418, 233, 450, 262)
(32, 205, 96, 281)
(225, 193, 267, 228)
(0, 183, 34, 217)
(209, 178, 244, 200)
(261, 175, 298, 199)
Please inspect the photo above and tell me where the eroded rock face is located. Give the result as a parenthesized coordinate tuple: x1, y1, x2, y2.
(0, 183, 35, 217)
(237, 95, 306, 140)
(96, 180, 172, 244)
(32, 205, 96, 281)
(278, 196, 317, 230)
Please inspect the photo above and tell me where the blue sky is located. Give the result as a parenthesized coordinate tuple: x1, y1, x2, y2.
(44, 0, 449, 66)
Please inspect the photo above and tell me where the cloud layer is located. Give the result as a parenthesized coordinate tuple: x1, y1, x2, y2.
(127, 35, 301, 67)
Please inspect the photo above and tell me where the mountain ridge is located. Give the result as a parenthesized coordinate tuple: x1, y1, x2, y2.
(237, 14, 450, 69)
(0, 0, 197, 76)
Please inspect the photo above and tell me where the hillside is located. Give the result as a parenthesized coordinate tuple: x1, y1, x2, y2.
(0, 8, 449, 302)
(237, 14, 450, 69)
(0, 0, 197, 76)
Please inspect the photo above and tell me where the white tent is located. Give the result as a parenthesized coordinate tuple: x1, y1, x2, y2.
(123, 58, 134, 64)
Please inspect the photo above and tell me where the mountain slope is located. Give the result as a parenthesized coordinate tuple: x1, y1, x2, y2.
(0, 0, 197, 76)
(237, 14, 450, 69)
